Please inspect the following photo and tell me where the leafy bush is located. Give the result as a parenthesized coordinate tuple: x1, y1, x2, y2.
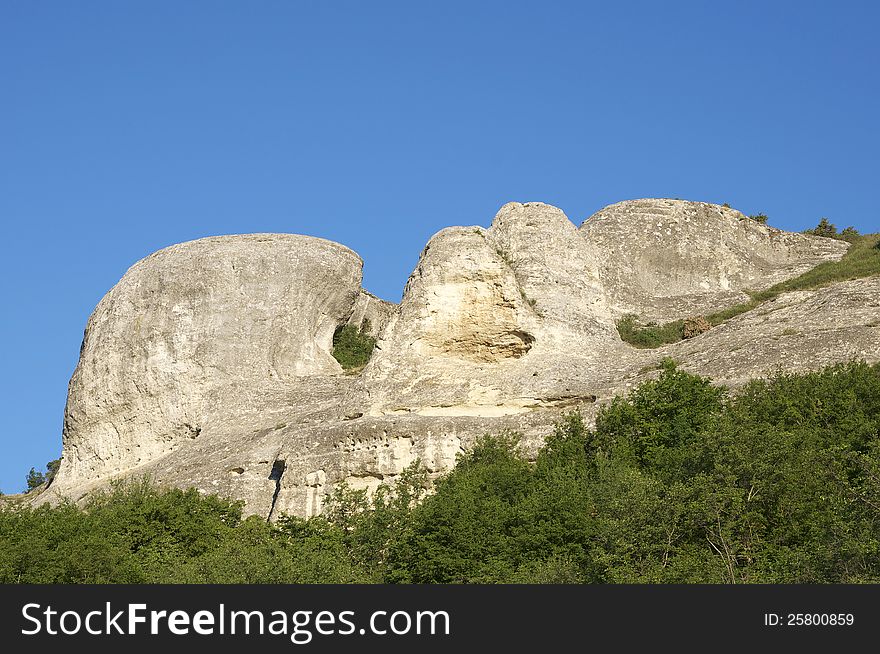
(331, 320, 376, 371)
(805, 217, 838, 238)
(616, 315, 684, 348)
(25, 469, 45, 491)
(593, 359, 725, 477)
(748, 213, 768, 224)
(386, 434, 534, 583)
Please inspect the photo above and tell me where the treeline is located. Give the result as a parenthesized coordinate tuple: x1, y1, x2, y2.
(2, 360, 880, 584)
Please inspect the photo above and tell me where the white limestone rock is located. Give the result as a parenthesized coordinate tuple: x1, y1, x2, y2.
(41, 199, 877, 519)
(580, 199, 849, 322)
(55, 234, 364, 491)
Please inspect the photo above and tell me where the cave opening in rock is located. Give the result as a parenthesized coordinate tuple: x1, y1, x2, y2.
(269, 459, 286, 482)
(267, 459, 286, 522)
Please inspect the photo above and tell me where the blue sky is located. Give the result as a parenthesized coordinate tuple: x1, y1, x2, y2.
(1, 1, 878, 493)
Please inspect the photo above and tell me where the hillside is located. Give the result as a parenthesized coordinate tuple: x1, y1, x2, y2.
(32, 199, 879, 520)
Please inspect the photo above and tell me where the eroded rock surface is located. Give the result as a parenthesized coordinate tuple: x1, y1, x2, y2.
(363, 202, 619, 419)
(56, 234, 364, 490)
(580, 199, 848, 322)
(345, 290, 395, 337)
(42, 200, 876, 518)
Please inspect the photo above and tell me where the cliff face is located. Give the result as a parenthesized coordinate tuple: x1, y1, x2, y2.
(580, 199, 848, 322)
(58, 235, 368, 486)
(44, 200, 877, 519)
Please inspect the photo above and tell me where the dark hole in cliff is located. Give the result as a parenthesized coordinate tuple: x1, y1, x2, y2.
(267, 459, 286, 522)
(268, 459, 286, 482)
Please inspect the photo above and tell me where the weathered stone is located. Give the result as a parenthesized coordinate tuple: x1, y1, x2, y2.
(345, 290, 396, 337)
(54, 234, 364, 493)
(39, 200, 878, 519)
(579, 199, 848, 323)
(669, 276, 880, 388)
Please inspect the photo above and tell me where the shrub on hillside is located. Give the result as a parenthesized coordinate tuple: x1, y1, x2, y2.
(331, 320, 376, 370)
(805, 217, 838, 238)
(804, 218, 859, 241)
(617, 315, 684, 348)
(25, 459, 60, 491)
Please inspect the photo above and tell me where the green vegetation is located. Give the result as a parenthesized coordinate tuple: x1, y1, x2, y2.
(804, 217, 838, 238)
(0, 480, 369, 583)
(331, 320, 376, 371)
(494, 247, 513, 267)
(748, 213, 768, 224)
(519, 288, 539, 311)
(5, 361, 880, 583)
(618, 231, 880, 347)
(754, 232, 879, 296)
(25, 459, 60, 491)
(803, 217, 860, 241)
(617, 315, 684, 349)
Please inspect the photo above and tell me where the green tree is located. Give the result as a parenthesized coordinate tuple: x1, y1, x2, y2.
(593, 359, 725, 479)
(386, 433, 533, 583)
(25, 459, 61, 491)
(805, 217, 837, 238)
(46, 459, 60, 478)
(25, 468, 45, 491)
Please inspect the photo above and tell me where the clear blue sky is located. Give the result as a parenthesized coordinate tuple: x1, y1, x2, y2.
(1, 1, 878, 493)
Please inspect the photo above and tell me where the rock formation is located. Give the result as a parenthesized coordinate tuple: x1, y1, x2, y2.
(581, 199, 847, 321)
(41, 199, 877, 519)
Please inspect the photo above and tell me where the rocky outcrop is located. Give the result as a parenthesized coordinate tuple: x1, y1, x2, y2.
(668, 276, 880, 387)
(362, 203, 619, 418)
(345, 290, 395, 337)
(580, 199, 849, 322)
(56, 234, 364, 490)
(43, 199, 873, 519)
